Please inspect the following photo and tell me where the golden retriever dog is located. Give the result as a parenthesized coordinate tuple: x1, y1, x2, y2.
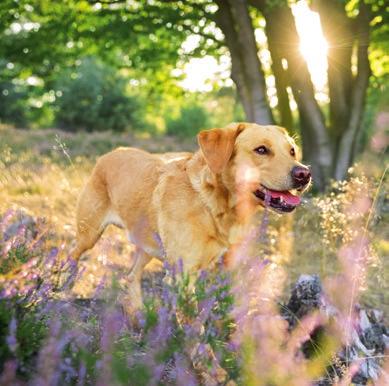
(73, 122, 311, 313)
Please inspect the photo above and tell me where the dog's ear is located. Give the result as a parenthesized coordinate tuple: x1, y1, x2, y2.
(197, 123, 245, 174)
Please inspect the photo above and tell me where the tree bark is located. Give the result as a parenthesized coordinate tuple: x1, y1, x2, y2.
(214, 1, 252, 118)
(313, 0, 354, 143)
(214, 0, 274, 125)
(333, 1, 371, 180)
(264, 18, 294, 130)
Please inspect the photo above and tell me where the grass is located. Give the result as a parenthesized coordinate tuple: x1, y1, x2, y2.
(0, 125, 388, 384)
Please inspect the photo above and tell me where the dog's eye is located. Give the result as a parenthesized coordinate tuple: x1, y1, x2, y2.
(290, 148, 295, 157)
(254, 146, 268, 155)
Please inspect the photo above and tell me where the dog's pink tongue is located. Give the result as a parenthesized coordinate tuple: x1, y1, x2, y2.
(268, 190, 301, 206)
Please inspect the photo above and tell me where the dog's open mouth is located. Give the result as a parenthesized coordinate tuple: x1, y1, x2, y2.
(253, 186, 301, 213)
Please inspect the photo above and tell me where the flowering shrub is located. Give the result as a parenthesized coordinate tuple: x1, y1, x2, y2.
(0, 210, 240, 384)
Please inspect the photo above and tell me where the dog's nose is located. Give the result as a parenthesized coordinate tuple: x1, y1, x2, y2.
(291, 166, 311, 187)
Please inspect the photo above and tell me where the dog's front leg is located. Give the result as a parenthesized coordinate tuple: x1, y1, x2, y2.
(121, 246, 151, 317)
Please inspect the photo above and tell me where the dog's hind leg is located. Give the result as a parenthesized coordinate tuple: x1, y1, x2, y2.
(51, 173, 110, 290)
(73, 173, 110, 261)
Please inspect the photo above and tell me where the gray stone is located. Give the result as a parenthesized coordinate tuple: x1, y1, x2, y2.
(283, 274, 388, 386)
(282, 274, 322, 327)
(3, 210, 37, 241)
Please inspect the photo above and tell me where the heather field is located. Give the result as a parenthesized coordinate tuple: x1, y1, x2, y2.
(0, 125, 388, 385)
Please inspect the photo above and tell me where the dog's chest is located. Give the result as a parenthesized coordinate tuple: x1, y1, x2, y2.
(227, 222, 251, 245)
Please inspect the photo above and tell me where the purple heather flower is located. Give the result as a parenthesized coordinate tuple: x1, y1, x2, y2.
(198, 270, 208, 283)
(77, 363, 87, 386)
(173, 353, 197, 386)
(6, 317, 18, 354)
(0, 359, 18, 385)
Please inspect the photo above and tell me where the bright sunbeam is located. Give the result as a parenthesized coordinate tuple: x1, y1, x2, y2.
(173, 34, 231, 92)
(178, 0, 328, 97)
(292, 0, 328, 91)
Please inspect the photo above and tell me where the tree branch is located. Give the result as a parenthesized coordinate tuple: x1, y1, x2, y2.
(87, 0, 126, 4)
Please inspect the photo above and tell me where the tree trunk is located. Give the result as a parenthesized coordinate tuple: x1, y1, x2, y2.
(214, 0, 252, 119)
(333, 1, 371, 180)
(312, 0, 371, 180)
(264, 18, 294, 130)
(214, 0, 274, 125)
(313, 0, 353, 144)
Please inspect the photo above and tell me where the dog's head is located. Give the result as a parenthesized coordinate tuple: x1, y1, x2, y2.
(198, 122, 311, 213)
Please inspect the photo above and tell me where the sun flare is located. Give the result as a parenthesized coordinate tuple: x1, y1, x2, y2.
(292, 0, 329, 91)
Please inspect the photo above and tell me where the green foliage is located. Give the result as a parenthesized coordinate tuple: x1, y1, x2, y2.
(0, 60, 29, 127)
(166, 104, 210, 137)
(0, 301, 12, 367)
(54, 58, 145, 132)
(0, 0, 205, 132)
(195, 270, 239, 378)
(0, 301, 48, 378)
(0, 0, 194, 88)
(15, 308, 48, 376)
(0, 244, 31, 275)
(359, 78, 389, 150)
(0, 80, 28, 127)
(0, 60, 54, 129)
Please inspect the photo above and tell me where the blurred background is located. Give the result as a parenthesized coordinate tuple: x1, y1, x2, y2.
(0, 0, 387, 190)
